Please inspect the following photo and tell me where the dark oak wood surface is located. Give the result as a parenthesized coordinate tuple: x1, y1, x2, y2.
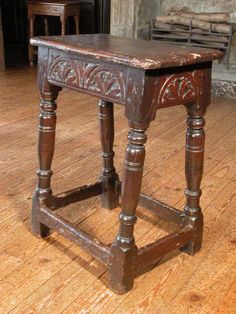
(31, 34, 222, 69)
(31, 34, 223, 294)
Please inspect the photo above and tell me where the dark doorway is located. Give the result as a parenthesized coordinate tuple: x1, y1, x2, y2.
(0, 0, 28, 66)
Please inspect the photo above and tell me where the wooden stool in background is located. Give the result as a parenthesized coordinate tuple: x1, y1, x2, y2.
(30, 34, 222, 294)
(28, 0, 80, 65)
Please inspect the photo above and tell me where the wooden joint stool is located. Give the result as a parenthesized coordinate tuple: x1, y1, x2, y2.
(28, 0, 80, 65)
(30, 34, 222, 294)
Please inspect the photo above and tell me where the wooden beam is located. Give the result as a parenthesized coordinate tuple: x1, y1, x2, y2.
(136, 226, 194, 276)
(139, 193, 187, 226)
(156, 16, 231, 34)
(169, 11, 230, 23)
(116, 182, 187, 225)
(49, 181, 103, 209)
(39, 206, 110, 265)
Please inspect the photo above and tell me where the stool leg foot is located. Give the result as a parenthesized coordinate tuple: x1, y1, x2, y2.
(109, 243, 138, 294)
(108, 123, 147, 293)
(32, 190, 50, 238)
(32, 87, 60, 238)
(182, 105, 205, 255)
(98, 100, 119, 209)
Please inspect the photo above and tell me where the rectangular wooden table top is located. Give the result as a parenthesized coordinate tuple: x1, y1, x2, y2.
(31, 34, 223, 70)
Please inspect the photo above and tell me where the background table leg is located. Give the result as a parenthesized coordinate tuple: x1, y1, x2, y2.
(43, 17, 49, 36)
(28, 15, 35, 66)
(60, 15, 66, 35)
(74, 15, 80, 34)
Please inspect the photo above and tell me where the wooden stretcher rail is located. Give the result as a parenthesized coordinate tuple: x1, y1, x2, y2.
(139, 193, 187, 226)
(39, 206, 111, 265)
(116, 181, 186, 226)
(50, 181, 103, 209)
(136, 226, 194, 275)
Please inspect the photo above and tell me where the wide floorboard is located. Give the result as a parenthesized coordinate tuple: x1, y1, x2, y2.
(0, 67, 235, 314)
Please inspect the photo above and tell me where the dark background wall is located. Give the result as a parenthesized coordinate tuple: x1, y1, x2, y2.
(0, 0, 111, 66)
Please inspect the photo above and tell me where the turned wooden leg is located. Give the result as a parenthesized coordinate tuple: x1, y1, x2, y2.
(108, 122, 147, 294)
(182, 105, 205, 255)
(98, 100, 119, 209)
(60, 16, 66, 35)
(29, 15, 35, 66)
(43, 17, 49, 36)
(74, 15, 80, 34)
(32, 88, 60, 238)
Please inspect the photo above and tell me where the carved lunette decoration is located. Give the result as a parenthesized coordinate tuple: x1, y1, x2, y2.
(157, 72, 198, 106)
(47, 53, 126, 102)
(47, 51, 200, 124)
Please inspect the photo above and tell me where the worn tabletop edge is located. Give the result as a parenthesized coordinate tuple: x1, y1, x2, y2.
(30, 36, 223, 70)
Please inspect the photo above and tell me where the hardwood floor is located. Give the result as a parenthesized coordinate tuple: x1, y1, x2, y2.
(0, 67, 235, 314)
